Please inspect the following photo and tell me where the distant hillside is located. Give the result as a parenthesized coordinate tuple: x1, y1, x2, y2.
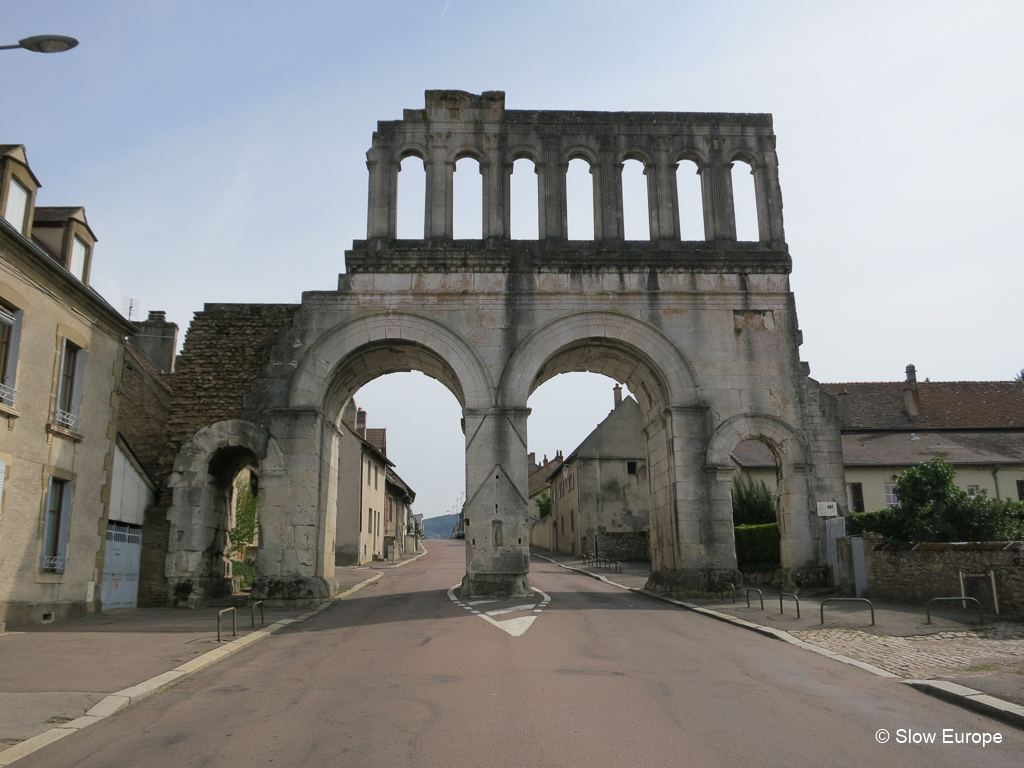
(422, 513, 460, 539)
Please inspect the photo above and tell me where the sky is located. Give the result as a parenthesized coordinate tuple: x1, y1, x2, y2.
(5, 0, 1023, 518)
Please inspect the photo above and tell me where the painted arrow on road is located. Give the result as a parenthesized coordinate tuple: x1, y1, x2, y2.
(447, 585, 551, 636)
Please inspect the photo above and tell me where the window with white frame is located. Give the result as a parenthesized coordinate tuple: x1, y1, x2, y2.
(0, 300, 23, 408)
(966, 485, 980, 497)
(884, 483, 899, 508)
(53, 338, 86, 432)
(2, 177, 29, 234)
(68, 236, 89, 282)
(41, 477, 72, 572)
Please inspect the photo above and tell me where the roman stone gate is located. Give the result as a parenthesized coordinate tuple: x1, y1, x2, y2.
(163, 90, 846, 604)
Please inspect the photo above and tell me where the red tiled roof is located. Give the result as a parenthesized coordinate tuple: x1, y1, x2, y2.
(821, 381, 1024, 429)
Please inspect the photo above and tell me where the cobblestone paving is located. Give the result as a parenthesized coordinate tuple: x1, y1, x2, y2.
(790, 623, 1024, 679)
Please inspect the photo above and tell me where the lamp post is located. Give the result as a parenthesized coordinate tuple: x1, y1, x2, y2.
(0, 35, 79, 54)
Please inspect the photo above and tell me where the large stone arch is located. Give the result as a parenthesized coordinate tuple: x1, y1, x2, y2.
(500, 311, 700, 413)
(501, 312, 706, 584)
(290, 312, 494, 419)
(165, 419, 282, 606)
(704, 412, 820, 586)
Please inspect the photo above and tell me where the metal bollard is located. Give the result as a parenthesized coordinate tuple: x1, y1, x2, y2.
(745, 588, 764, 611)
(820, 597, 874, 626)
(925, 596, 983, 625)
(217, 607, 237, 642)
(251, 600, 265, 628)
(779, 592, 800, 619)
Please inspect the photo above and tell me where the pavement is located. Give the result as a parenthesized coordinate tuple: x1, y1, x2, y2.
(0, 559, 409, 751)
(531, 547, 1024, 711)
(10, 540, 1023, 768)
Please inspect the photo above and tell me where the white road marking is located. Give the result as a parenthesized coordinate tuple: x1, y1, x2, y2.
(447, 586, 551, 637)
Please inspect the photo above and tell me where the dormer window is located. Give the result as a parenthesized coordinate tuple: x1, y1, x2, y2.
(69, 236, 88, 281)
(3, 177, 28, 234)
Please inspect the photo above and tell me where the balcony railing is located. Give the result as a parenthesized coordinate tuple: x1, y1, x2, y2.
(52, 408, 80, 432)
(0, 383, 16, 408)
(39, 555, 68, 573)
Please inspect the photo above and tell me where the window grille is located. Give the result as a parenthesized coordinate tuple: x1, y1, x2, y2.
(39, 554, 68, 572)
(0, 382, 16, 407)
(52, 407, 81, 432)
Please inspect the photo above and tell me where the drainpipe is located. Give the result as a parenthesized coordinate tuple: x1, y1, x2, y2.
(992, 463, 1002, 499)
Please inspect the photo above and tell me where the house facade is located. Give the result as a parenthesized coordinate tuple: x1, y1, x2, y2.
(545, 386, 651, 561)
(0, 145, 136, 628)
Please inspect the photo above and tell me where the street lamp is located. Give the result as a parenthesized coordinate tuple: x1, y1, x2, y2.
(0, 35, 79, 54)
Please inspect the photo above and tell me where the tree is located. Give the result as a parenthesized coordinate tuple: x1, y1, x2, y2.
(731, 473, 777, 526)
(1015, 368, 1024, 383)
(847, 457, 1024, 542)
(536, 489, 552, 518)
(229, 474, 258, 558)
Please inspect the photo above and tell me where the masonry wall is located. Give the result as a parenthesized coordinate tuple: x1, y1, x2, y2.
(862, 538, 1024, 617)
(590, 529, 650, 562)
(145, 303, 297, 604)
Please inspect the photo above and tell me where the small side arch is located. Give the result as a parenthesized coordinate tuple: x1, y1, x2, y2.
(452, 145, 486, 163)
(724, 147, 763, 171)
(673, 147, 709, 171)
(705, 412, 808, 469)
(617, 147, 653, 167)
(509, 144, 542, 165)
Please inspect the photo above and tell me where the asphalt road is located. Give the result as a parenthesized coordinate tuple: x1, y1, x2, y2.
(20, 541, 1024, 767)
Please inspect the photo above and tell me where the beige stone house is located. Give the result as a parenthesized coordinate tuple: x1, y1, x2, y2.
(0, 144, 136, 628)
(334, 405, 409, 565)
(384, 467, 415, 558)
(543, 386, 651, 560)
(526, 451, 561, 550)
(732, 366, 1024, 514)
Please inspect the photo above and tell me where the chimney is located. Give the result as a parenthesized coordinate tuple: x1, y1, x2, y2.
(130, 310, 178, 373)
(903, 364, 920, 418)
(613, 384, 622, 408)
(528, 452, 535, 467)
(839, 387, 851, 426)
(356, 408, 367, 437)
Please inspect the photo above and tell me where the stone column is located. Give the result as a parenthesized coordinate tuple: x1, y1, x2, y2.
(461, 406, 532, 597)
(425, 154, 454, 239)
(699, 154, 737, 241)
(755, 136, 785, 244)
(647, 405, 740, 592)
(594, 150, 624, 240)
(365, 139, 397, 238)
(538, 135, 566, 239)
(778, 464, 819, 587)
(482, 138, 510, 238)
(251, 408, 338, 605)
(646, 159, 681, 241)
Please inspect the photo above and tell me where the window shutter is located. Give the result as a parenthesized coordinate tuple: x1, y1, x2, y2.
(53, 338, 68, 419)
(42, 477, 58, 555)
(851, 482, 865, 513)
(1, 308, 21, 389)
(71, 348, 87, 419)
(69, 237, 88, 281)
(0, 460, 6, 520)
(3, 178, 29, 234)
(56, 480, 73, 561)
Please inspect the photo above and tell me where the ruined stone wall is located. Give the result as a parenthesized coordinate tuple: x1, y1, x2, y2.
(863, 539, 1024, 617)
(586, 528, 650, 562)
(159, 303, 298, 484)
(143, 303, 297, 605)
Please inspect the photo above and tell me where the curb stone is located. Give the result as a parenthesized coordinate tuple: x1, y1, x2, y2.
(0, 571, 384, 767)
(533, 553, 1023, 728)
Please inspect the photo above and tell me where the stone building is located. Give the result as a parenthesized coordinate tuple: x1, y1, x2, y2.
(158, 91, 846, 603)
(546, 386, 651, 561)
(0, 145, 137, 627)
(384, 467, 415, 558)
(527, 451, 561, 550)
(334, 407, 391, 566)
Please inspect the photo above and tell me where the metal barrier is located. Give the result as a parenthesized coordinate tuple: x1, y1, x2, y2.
(820, 598, 875, 626)
(217, 607, 237, 642)
(719, 583, 737, 603)
(926, 596, 984, 625)
(779, 592, 800, 619)
(745, 588, 764, 611)
(251, 600, 265, 628)
(591, 557, 622, 574)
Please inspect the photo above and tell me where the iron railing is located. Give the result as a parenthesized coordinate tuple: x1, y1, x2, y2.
(52, 408, 80, 432)
(0, 383, 17, 407)
(39, 555, 68, 573)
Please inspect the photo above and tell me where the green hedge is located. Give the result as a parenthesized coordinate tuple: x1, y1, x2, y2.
(735, 522, 781, 572)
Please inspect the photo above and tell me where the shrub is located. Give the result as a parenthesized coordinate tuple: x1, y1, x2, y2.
(735, 522, 781, 572)
(847, 457, 1024, 542)
(731, 474, 777, 526)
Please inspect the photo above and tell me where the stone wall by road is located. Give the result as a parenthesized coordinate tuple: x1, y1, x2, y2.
(587, 528, 650, 562)
(863, 538, 1024, 617)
